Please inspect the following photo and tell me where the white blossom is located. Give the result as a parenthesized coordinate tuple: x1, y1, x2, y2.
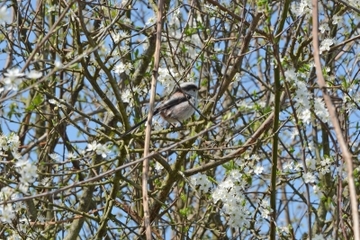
(190, 174, 212, 193)
(49, 153, 61, 161)
(0, 204, 15, 223)
(332, 15, 342, 25)
(18, 160, 38, 184)
(320, 38, 334, 54)
(87, 141, 99, 152)
(319, 23, 330, 33)
(87, 141, 111, 158)
(303, 172, 316, 184)
(2, 68, 25, 91)
(27, 70, 42, 79)
(114, 62, 133, 75)
(254, 165, 264, 175)
(306, 157, 316, 170)
(211, 170, 251, 229)
(299, 109, 312, 125)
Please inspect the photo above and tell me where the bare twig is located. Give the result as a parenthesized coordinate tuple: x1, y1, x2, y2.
(142, 0, 164, 238)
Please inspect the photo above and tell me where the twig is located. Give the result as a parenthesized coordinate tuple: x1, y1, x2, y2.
(142, 0, 164, 238)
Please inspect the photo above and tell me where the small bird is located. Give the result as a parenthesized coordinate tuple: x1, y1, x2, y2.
(122, 82, 199, 137)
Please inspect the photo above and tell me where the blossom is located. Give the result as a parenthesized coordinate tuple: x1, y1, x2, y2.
(54, 60, 63, 69)
(211, 170, 252, 228)
(2, 68, 25, 91)
(283, 161, 295, 172)
(112, 33, 121, 43)
(141, 37, 149, 51)
(190, 174, 212, 192)
(12, 151, 22, 160)
(120, 45, 130, 53)
(290, 128, 299, 140)
(259, 200, 271, 219)
(121, 89, 132, 104)
(319, 23, 329, 33)
(313, 185, 323, 198)
(154, 161, 164, 171)
(7, 134, 20, 149)
(158, 68, 179, 94)
(18, 183, 29, 193)
(292, 0, 311, 16)
(306, 157, 316, 170)
(18, 160, 38, 184)
(95, 143, 111, 158)
(0, 204, 15, 223)
(303, 172, 316, 184)
(314, 98, 330, 123)
(86, 141, 111, 158)
(319, 38, 334, 54)
(299, 108, 312, 124)
(67, 152, 75, 159)
(49, 153, 61, 161)
(87, 141, 99, 152)
(49, 99, 65, 109)
(332, 15, 342, 25)
(15, 158, 28, 168)
(119, 31, 130, 39)
(145, 16, 156, 26)
(114, 62, 133, 75)
(254, 165, 264, 175)
(27, 70, 42, 79)
(0, 187, 14, 201)
(122, 17, 132, 25)
(0, 133, 20, 153)
(293, 81, 311, 109)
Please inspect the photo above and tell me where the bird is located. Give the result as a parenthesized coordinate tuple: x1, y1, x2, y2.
(121, 82, 199, 137)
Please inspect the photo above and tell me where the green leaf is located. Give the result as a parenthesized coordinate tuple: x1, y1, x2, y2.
(26, 94, 43, 111)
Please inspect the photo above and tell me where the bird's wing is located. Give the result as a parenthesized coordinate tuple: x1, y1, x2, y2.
(154, 94, 191, 114)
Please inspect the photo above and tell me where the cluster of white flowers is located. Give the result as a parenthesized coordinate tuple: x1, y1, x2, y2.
(0, 133, 38, 224)
(303, 172, 316, 184)
(0, 187, 18, 223)
(49, 98, 66, 109)
(283, 160, 302, 172)
(314, 98, 330, 123)
(112, 31, 130, 43)
(120, 86, 142, 109)
(319, 38, 334, 54)
(212, 170, 251, 229)
(319, 157, 332, 175)
(319, 23, 330, 33)
(0, 68, 42, 93)
(158, 67, 179, 95)
(0, 134, 38, 193)
(114, 62, 133, 75)
(145, 16, 156, 27)
(86, 141, 111, 158)
(285, 69, 330, 125)
(291, 0, 311, 16)
(258, 200, 271, 219)
(190, 173, 212, 193)
(168, 8, 181, 27)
